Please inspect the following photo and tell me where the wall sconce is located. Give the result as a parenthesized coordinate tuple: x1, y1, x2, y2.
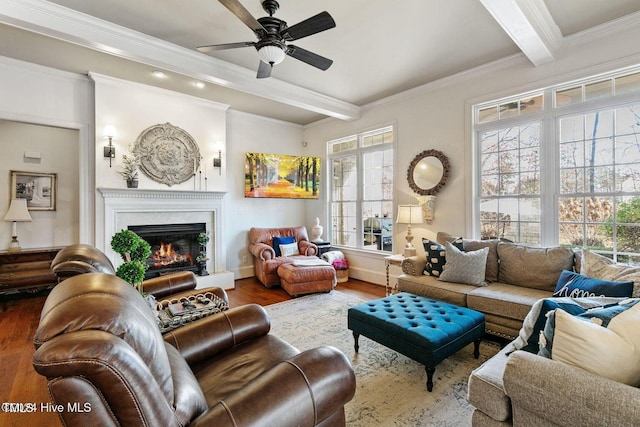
(3, 198, 32, 252)
(103, 125, 117, 168)
(213, 141, 224, 175)
(396, 204, 423, 257)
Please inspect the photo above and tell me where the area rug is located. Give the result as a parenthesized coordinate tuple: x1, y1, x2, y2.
(265, 291, 500, 427)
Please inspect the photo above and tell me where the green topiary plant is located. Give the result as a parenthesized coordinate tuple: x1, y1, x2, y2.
(131, 238, 151, 263)
(111, 229, 141, 262)
(197, 232, 210, 247)
(111, 229, 150, 293)
(115, 260, 146, 294)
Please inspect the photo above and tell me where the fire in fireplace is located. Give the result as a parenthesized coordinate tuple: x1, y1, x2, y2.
(128, 223, 206, 279)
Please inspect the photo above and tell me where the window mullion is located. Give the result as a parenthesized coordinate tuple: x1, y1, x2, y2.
(541, 111, 558, 247)
(356, 149, 364, 248)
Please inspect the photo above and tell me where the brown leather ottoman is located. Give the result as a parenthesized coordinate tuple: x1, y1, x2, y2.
(277, 261, 337, 297)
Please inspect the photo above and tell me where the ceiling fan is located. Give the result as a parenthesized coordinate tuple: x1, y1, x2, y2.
(197, 0, 336, 78)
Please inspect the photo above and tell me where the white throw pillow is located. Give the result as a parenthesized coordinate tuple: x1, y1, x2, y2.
(581, 249, 640, 297)
(279, 242, 300, 257)
(438, 241, 489, 286)
(543, 301, 640, 386)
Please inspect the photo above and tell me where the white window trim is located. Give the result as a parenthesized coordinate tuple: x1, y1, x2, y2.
(470, 66, 640, 254)
(326, 124, 396, 253)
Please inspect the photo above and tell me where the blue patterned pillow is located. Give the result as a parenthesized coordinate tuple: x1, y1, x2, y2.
(422, 239, 445, 276)
(422, 237, 463, 276)
(553, 270, 633, 298)
(272, 236, 295, 257)
(537, 299, 640, 386)
(512, 298, 586, 354)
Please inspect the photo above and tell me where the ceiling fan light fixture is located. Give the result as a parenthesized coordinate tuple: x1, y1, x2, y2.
(258, 44, 286, 65)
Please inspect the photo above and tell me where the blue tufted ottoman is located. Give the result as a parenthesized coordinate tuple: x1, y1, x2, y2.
(347, 292, 485, 391)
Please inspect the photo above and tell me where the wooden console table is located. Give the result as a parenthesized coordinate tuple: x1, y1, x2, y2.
(0, 246, 63, 295)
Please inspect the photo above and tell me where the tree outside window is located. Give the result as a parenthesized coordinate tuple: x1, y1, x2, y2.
(475, 70, 640, 263)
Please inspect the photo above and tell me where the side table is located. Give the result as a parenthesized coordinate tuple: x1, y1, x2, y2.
(315, 241, 332, 258)
(384, 254, 405, 296)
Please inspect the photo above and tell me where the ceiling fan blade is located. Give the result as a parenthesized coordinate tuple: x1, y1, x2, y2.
(283, 11, 336, 41)
(218, 0, 266, 33)
(197, 41, 255, 53)
(257, 60, 272, 79)
(286, 45, 333, 71)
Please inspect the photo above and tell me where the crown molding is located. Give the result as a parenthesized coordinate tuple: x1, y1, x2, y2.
(0, 54, 89, 83)
(0, 0, 360, 121)
(561, 11, 640, 50)
(89, 72, 231, 111)
(358, 54, 528, 113)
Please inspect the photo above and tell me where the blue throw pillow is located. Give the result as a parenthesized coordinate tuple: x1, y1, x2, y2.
(538, 298, 640, 374)
(553, 270, 633, 298)
(422, 239, 445, 276)
(516, 298, 586, 354)
(272, 236, 295, 257)
(422, 237, 463, 276)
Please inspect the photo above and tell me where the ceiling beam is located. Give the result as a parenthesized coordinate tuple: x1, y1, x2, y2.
(0, 0, 360, 121)
(480, 0, 562, 66)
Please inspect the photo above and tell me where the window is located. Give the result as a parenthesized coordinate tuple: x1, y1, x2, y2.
(479, 121, 541, 244)
(558, 104, 640, 263)
(474, 68, 640, 263)
(328, 126, 394, 252)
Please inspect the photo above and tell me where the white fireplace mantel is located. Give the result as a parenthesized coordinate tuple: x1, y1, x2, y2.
(97, 187, 234, 289)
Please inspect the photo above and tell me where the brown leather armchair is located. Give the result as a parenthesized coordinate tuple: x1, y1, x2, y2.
(33, 273, 356, 427)
(50, 243, 227, 304)
(248, 226, 318, 287)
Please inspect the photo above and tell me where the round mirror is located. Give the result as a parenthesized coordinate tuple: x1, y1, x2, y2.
(407, 149, 450, 195)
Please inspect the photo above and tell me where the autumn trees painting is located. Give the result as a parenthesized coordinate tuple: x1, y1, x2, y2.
(245, 152, 321, 199)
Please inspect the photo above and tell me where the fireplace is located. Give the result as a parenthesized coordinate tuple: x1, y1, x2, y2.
(98, 188, 234, 290)
(129, 222, 205, 279)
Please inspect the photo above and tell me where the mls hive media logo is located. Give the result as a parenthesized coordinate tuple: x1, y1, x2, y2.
(2, 402, 91, 413)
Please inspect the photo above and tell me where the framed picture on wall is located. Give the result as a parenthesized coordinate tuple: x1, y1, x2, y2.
(10, 170, 57, 211)
(244, 152, 321, 199)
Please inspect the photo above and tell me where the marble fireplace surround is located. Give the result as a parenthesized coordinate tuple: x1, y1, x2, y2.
(97, 188, 234, 290)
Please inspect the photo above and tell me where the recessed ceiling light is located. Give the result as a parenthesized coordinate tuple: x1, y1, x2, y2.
(151, 70, 166, 78)
(193, 81, 205, 89)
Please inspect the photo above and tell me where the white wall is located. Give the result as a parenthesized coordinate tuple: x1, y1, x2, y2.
(5, 22, 640, 285)
(0, 121, 79, 249)
(0, 57, 308, 281)
(92, 73, 228, 192)
(225, 110, 306, 278)
(303, 23, 640, 285)
(0, 56, 93, 246)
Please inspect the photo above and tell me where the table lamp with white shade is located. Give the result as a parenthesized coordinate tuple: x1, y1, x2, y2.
(396, 204, 423, 257)
(3, 198, 32, 252)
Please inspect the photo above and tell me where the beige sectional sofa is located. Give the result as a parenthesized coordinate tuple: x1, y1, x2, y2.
(398, 232, 640, 426)
(397, 232, 576, 339)
(469, 343, 640, 426)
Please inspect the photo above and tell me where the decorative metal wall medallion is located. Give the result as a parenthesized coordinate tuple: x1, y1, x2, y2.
(133, 123, 200, 186)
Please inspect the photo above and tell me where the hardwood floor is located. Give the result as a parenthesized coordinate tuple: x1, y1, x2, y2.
(0, 277, 384, 427)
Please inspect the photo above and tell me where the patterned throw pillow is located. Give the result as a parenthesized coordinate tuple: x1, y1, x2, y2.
(279, 242, 300, 257)
(422, 239, 445, 276)
(422, 237, 463, 276)
(438, 241, 489, 286)
(511, 298, 587, 354)
(538, 299, 640, 386)
(553, 270, 633, 298)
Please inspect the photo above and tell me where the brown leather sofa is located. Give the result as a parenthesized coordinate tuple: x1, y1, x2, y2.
(248, 226, 319, 287)
(32, 273, 357, 427)
(50, 243, 227, 304)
